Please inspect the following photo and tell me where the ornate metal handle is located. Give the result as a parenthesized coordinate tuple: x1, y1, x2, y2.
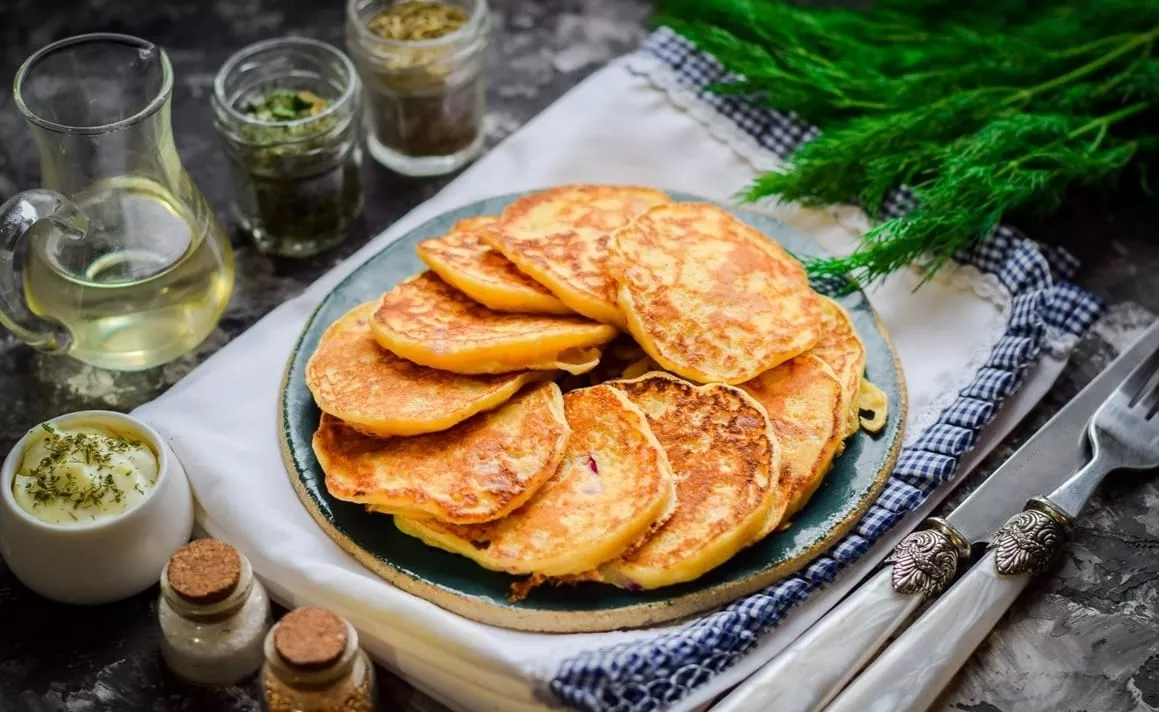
(824, 500, 1072, 712)
(885, 519, 969, 596)
(0, 188, 87, 352)
(711, 521, 968, 712)
(990, 497, 1072, 576)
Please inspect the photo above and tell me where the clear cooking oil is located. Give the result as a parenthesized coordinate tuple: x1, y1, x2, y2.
(23, 175, 234, 371)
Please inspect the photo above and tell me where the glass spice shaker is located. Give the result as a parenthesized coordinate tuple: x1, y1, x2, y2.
(158, 539, 272, 685)
(261, 607, 377, 712)
(212, 37, 364, 258)
(346, 0, 492, 176)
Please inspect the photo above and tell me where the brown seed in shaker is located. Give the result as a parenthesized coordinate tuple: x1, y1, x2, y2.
(263, 677, 373, 712)
(274, 606, 350, 669)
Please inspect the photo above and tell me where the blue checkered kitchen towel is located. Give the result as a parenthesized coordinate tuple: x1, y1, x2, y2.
(548, 27, 1104, 712)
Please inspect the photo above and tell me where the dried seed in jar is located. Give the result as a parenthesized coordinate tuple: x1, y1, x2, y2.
(367, 1, 468, 41)
(263, 675, 373, 712)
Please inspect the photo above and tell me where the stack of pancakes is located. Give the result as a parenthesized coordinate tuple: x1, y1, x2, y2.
(306, 185, 888, 595)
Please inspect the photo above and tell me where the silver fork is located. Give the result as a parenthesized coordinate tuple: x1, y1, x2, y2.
(821, 346, 1159, 712)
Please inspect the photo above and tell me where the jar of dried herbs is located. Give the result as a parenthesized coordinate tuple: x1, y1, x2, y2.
(346, 0, 492, 176)
(261, 606, 376, 712)
(212, 38, 364, 258)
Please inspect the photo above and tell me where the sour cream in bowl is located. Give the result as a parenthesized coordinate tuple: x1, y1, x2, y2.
(0, 411, 194, 604)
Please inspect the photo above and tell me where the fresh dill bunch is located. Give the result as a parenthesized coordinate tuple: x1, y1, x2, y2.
(810, 111, 1144, 284)
(658, 0, 1159, 286)
(744, 92, 994, 216)
(658, 2, 1112, 115)
(661, 1, 1159, 118)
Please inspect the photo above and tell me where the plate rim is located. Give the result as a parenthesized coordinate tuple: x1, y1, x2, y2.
(277, 190, 907, 633)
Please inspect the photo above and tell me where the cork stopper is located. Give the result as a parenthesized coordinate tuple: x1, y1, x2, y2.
(166, 539, 242, 605)
(274, 607, 349, 670)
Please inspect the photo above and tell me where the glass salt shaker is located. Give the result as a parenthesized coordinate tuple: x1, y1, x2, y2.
(212, 37, 364, 258)
(346, 0, 492, 176)
(158, 539, 272, 685)
(261, 607, 377, 712)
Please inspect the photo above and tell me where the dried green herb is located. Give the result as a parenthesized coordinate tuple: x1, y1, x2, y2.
(228, 88, 361, 255)
(242, 89, 330, 123)
(658, 0, 1159, 287)
(239, 90, 335, 147)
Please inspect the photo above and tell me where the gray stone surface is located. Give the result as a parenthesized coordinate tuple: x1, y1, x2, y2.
(0, 1, 1155, 711)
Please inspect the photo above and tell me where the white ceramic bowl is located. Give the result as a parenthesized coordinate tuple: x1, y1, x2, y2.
(0, 410, 194, 604)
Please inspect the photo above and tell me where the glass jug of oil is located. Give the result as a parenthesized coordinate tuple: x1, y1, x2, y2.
(0, 33, 234, 371)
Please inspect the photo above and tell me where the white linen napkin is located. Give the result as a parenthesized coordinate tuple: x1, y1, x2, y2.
(133, 39, 1098, 712)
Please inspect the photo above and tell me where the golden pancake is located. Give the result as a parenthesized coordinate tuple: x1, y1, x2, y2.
(417, 216, 573, 315)
(482, 185, 671, 326)
(742, 353, 845, 528)
(370, 272, 618, 375)
(305, 303, 549, 437)
(858, 380, 889, 433)
(610, 203, 823, 385)
(395, 384, 676, 576)
(316, 383, 568, 524)
(811, 297, 868, 438)
(601, 372, 780, 589)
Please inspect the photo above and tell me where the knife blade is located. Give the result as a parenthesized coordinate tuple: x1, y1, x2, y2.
(941, 329, 1159, 541)
(711, 317, 1159, 712)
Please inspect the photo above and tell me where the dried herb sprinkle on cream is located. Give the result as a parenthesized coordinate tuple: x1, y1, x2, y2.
(12, 423, 158, 525)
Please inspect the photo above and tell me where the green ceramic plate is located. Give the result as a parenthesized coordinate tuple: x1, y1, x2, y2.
(279, 191, 906, 633)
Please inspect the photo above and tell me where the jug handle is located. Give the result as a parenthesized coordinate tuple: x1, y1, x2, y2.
(0, 189, 87, 353)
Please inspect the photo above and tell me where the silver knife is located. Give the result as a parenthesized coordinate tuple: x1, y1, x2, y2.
(825, 336, 1159, 712)
(711, 318, 1159, 712)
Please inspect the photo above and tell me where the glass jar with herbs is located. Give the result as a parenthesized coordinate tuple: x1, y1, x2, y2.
(261, 607, 376, 712)
(346, 0, 492, 176)
(212, 38, 363, 258)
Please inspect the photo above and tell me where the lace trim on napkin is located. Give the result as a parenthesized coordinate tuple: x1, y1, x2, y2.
(548, 27, 1103, 712)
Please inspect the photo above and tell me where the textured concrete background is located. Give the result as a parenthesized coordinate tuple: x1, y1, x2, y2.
(0, 1, 1156, 710)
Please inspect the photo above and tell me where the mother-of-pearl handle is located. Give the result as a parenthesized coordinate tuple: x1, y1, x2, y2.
(712, 524, 968, 712)
(824, 499, 1072, 712)
(711, 570, 923, 712)
(823, 550, 1030, 712)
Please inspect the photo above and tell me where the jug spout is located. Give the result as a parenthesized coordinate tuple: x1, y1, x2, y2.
(17, 33, 181, 194)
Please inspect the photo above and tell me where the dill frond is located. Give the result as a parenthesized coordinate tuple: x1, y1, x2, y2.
(659, 0, 1159, 286)
(808, 112, 1142, 285)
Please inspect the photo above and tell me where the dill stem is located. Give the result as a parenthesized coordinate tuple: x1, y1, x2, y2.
(990, 102, 1147, 183)
(1093, 50, 1152, 97)
(836, 98, 892, 110)
(1008, 25, 1159, 105)
(1089, 123, 1110, 151)
(784, 44, 834, 67)
(738, 66, 890, 109)
(1069, 101, 1152, 138)
(1049, 32, 1140, 58)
